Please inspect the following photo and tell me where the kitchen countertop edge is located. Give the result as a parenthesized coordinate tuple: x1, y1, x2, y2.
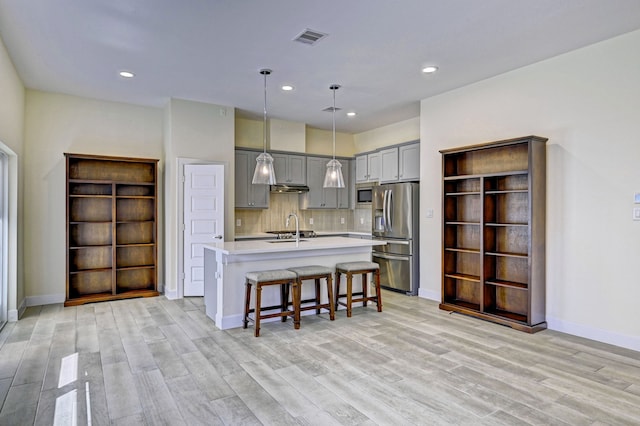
(206, 236, 382, 255)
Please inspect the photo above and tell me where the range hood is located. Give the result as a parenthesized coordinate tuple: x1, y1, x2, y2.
(270, 184, 309, 193)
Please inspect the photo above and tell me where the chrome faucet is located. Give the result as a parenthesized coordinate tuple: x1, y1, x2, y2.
(286, 212, 300, 247)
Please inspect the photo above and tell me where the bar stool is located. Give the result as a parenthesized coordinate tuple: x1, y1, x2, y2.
(335, 261, 382, 317)
(286, 265, 335, 321)
(243, 269, 300, 337)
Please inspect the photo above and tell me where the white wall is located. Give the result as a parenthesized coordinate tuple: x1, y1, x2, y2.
(23, 91, 163, 304)
(163, 98, 235, 298)
(0, 36, 24, 319)
(420, 30, 640, 350)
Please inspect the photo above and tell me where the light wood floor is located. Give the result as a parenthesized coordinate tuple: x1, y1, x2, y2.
(1, 291, 639, 425)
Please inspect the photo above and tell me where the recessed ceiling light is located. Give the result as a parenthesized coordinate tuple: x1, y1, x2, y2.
(422, 66, 438, 74)
(281, 85, 294, 91)
(346, 112, 356, 117)
(119, 71, 135, 78)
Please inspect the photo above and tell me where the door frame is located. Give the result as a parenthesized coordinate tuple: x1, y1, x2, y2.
(0, 142, 17, 325)
(176, 157, 225, 299)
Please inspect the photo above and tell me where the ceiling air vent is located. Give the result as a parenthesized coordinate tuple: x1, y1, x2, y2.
(293, 29, 328, 45)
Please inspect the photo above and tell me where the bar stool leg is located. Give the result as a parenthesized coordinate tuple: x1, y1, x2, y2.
(314, 278, 321, 315)
(346, 272, 353, 318)
(293, 281, 301, 329)
(243, 280, 252, 329)
(375, 269, 382, 312)
(362, 272, 368, 307)
(281, 283, 289, 322)
(254, 284, 263, 337)
(326, 274, 335, 320)
(335, 272, 341, 312)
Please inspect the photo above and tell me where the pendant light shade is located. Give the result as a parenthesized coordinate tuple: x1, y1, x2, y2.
(323, 158, 345, 188)
(252, 69, 277, 185)
(323, 84, 345, 188)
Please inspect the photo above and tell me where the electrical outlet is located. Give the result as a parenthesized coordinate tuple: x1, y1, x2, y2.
(360, 218, 364, 225)
(340, 217, 345, 224)
(634, 207, 640, 221)
(425, 208, 434, 218)
(309, 218, 314, 225)
(236, 219, 241, 227)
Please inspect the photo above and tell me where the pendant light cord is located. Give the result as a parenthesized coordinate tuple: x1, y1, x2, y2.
(260, 69, 271, 154)
(330, 84, 340, 160)
(332, 86, 336, 160)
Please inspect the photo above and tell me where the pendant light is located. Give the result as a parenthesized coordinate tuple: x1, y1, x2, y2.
(252, 69, 277, 185)
(323, 84, 345, 188)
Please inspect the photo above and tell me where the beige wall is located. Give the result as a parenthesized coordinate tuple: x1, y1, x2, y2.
(354, 117, 419, 153)
(306, 127, 356, 157)
(23, 91, 164, 303)
(163, 98, 235, 298)
(235, 116, 356, 156)
(0, 36, 25, 319)
(420, 29, 640, 351)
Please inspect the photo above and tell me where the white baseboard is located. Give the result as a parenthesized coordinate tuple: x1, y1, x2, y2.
(164, 288, 178, 300)
(546, 315, 640, 352)
(8, 297, 27, 321)
(416, 290, 639, 352)
(418, 288, 440, 301)
(26, 293, 65, 307)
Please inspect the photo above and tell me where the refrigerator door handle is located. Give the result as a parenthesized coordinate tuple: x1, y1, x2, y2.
(382, 189, 388, 231)
(374, 239, 410, 245)
(373, 252, 409, 261)
(387, 190, 393, 231)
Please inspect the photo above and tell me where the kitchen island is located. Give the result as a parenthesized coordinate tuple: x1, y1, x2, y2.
(203, 236, 384, 330)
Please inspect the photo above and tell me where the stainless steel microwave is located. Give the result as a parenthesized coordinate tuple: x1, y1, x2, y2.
(356, 184, 375, 205)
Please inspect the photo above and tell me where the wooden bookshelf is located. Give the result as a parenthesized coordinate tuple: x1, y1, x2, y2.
(440, 136, 547, 332)
(65, 153, 159, 306)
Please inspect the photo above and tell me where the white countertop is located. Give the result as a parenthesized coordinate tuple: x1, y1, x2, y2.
(205, 236, 382, 256)
(233, 231, 372, 240)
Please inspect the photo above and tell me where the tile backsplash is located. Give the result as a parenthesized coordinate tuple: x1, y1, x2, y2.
(235, 192, 371, 234)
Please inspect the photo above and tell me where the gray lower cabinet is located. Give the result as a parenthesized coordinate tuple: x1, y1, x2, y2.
(301, 156, 350, 209)
(235, 150, 269, 208)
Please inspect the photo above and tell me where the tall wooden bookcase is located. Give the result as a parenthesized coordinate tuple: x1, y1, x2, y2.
(65, 153, 159, 306)
(439, 136, 547, 333)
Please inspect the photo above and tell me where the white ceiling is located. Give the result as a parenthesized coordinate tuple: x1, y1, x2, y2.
(1, 0, 640, 134)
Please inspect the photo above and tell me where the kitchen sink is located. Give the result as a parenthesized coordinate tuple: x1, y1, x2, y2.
(266, 239, 309, 243)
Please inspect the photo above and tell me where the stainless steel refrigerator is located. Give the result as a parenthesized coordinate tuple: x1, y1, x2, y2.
(372, 182, 419, 295)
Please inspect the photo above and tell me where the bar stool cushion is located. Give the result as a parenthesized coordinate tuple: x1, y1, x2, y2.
(246, 269, 297, 282)
(335, 261, 380, 272)
(287, 265, 334, 276)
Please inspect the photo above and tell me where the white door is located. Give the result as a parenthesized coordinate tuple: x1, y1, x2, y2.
(183, 164, 224, 297)
(0, 152, 6, 329)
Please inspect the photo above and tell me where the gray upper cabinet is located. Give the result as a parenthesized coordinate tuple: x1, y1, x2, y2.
(355, 152, 381, 183)
(378, 142, 420, 183)
(301, 157, 350, 209)
(235, 150, 269, 208)
(355, 154, 368, 182)
(337, 159, 351, 209)
(398, 142, 420, 181)
(272, 153, 306, 185)
(379, 147, 399, 183)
